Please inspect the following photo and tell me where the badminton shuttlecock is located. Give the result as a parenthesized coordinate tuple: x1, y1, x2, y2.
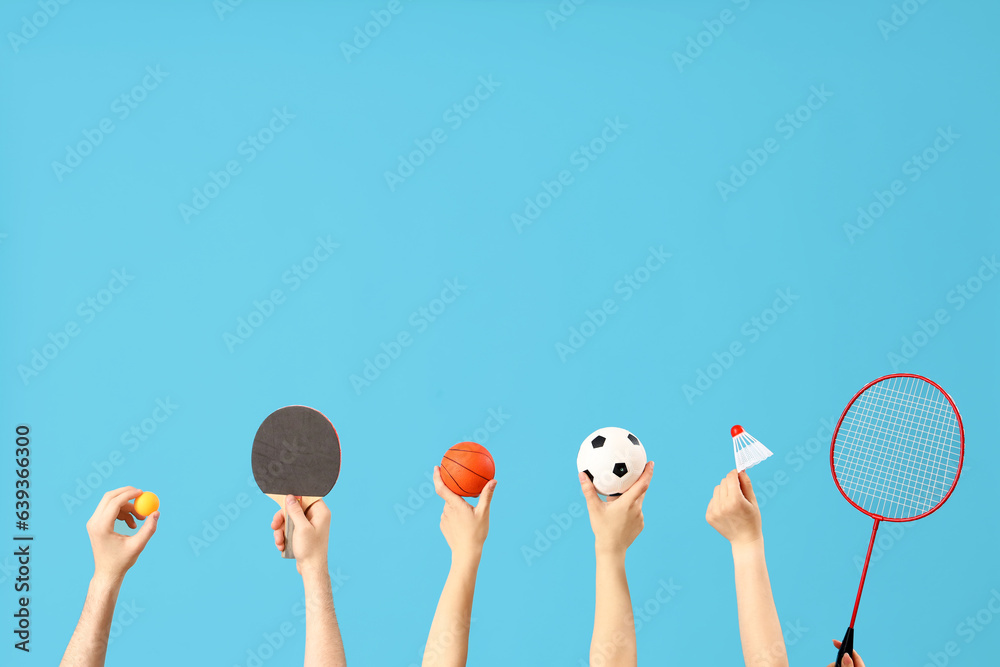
(731, 425, 773, 472)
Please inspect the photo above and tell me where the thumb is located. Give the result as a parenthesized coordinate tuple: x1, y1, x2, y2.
(132, 511, 159, 552)
(433, 467, 465, 508)
(475, 479, 497, 518)
(842, 654, 854, 667)
(285, 495, 309, 528)
(738, 470, 757, 505)
(623, 461, 654, 505)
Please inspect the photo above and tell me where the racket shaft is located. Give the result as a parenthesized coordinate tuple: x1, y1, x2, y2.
(835, 521, 879, 665)
(851, 519, 880, 625)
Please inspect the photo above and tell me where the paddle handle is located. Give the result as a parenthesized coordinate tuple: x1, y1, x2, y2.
(272, 495, 319, 560)
(283, 503, 296, 559)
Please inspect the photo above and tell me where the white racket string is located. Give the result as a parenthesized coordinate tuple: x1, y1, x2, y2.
(832, 375, 962, 520)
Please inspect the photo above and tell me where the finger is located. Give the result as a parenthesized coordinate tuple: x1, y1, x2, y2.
(843, 654, 854, 667)
(96, 486, 137, 513)
(632, 481, 652, 511)
(305, 499, 332, 529)
(123, 514, 137, 530)
(712, 484, 721, 506)
(474, 479, 497, 518)
(578, 472, 602, 511)
(100, 487, 142, 525)
(284, 495, 309, 529)
(852, 651, 865, 667)
(306, 498, 331, 519)
(826, 641, 844, 667)
(724, 470, 740, 499)
(274, 526, 285, 550)
(124, 504, 144, 519)
(270, 507, 285, 531)
(97, 487, 138, 518)
(738, 470, 757, 504)
(131, 511, 159, 552)
(433, 467, 464, 507)
(622, 461, 654, 504)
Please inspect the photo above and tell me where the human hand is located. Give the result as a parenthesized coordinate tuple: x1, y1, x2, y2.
(827, 639, 866, 667)
(706, 470, 762, 549)
(432, 466, 496, 563)
(86, 486, 159, 581)
(271, 497, 331, 576)
(579, 461, 654, 558)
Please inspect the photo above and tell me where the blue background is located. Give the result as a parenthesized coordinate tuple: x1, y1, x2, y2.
(2, 1, 998, 665)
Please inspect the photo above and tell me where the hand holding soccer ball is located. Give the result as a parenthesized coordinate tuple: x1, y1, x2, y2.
(576, 427, 653, 557)
(578, 461, 654, 557)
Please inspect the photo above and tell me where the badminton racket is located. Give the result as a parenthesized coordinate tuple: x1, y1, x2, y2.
(830, 373, 964, 666)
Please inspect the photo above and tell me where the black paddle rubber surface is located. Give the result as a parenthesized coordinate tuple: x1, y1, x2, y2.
(252, 405, 341, 497)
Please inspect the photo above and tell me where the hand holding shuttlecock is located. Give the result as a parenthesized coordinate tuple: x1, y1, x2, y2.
(731, 425, 773, 472)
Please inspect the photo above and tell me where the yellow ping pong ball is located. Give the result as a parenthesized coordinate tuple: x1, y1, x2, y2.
(134, 492, 159, 517)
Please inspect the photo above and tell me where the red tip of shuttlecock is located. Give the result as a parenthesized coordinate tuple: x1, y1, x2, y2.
(731, 425, 744, 437)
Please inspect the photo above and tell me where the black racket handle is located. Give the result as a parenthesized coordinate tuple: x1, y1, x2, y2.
(836, 627, 855, 666)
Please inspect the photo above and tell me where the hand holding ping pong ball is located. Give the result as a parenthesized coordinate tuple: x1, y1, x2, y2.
(134, 491, 159, 517)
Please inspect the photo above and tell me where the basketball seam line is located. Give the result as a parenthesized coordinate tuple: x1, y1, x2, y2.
(442, 456, 492, 482)
(448, 448, 495, 464)
(440, 466, 474, 495)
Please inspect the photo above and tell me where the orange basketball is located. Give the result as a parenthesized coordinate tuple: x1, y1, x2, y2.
(440, 442, 495, 497)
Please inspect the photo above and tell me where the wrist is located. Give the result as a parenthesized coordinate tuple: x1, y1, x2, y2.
(91, 570, 125, 594)
(595, 543, 627, 564)
(730, 536, 765, 560)
(297, 558, 329, 580)
(451, 547, 483, 570)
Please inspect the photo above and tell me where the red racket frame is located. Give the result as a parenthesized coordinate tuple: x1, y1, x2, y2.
(829, 373, 964, 664)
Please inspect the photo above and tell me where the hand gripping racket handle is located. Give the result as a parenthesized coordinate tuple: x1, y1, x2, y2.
(282, 502, 297, 560)
(836, 627, 855, 666)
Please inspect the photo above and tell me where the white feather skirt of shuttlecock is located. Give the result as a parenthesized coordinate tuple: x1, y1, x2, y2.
(733, 430, 773, 472)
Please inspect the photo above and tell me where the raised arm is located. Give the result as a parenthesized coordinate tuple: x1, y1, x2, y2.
(580, 460, 654, 667)
(271, 497, 346, 667)
(422, 467, 496, 667)
(706, 470, 787, 667)
(61, 486, 159, 667)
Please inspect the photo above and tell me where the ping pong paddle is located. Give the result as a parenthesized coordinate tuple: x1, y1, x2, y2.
(251, 405, 341, 559)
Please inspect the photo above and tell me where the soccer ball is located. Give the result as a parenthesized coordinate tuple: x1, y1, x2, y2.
(577, 427, 647, 496)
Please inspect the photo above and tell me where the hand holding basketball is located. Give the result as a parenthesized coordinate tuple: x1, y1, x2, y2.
(86, 486, 159, 580)
(433, 466, 496, 561)
(440, 442, 495, 497)
(706, 470, 762, 548)
(271, 496, 331, 575)
(579, 461, 653, 558)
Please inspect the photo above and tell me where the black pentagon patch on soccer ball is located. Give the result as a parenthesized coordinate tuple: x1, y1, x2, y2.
(591, 435, 606, 448)
(583, 470, 594, 482)
(613, 462, 628, 478)
(627, 433, 640, 445)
